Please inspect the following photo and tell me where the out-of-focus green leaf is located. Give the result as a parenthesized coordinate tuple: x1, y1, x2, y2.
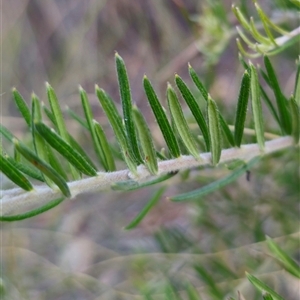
(12, 88, 31, 128)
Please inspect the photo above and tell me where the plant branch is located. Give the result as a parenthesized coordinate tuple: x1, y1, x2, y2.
(0, 136, 294, 216)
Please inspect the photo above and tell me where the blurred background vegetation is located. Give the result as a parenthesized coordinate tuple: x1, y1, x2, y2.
(1, 0, 299, 299)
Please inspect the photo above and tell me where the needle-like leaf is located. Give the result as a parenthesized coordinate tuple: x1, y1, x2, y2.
(294, 58, 300, 106)
(93, 120, 116, 171)
(250, 63, 265, 150)
(124, 187, 165, 230)
(35, 122, 97, 176)
(234, 70, 251, 147)
(0, 152, 34, 191)
(266, 236, 300, 278)
(264, 56, 292, 134)
(46, 82, 80, 179)
(95, 85, 137, 173)
(170, 157, 259, 201)
(207, 95, 222, 165)
(0, 197, 65, 222)
(14, 139, 71, 197)
(175, 74, 210, 151)
(143, 76, 180, 158)
(12, 88, 31, 128)
(132, 106, 158, 175)
(115, 53, 143, 164)
(246, 272, 284, 300)
(289, 95, 300, 144)
(80, 86, 107, 170)
(167, 83, 200, 159)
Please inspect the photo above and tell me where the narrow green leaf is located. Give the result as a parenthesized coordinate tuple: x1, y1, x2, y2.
(0, 124, 14, 142)
(42, 103, 57, 126)
(12, 88, 31, 128)
(266, 236, 300, 278)
(289, 95, 300, 144)
(35, 122, 97, 176)
(124, 187, 165, 230)
(95, 85, 137, 173)
(170, 157, 259, 201)
(132, 106, 158, 175)
(264, 56, 292, 134)
(46, 82, 80, 179)
(0, 153, 33, 191)
(66, 106, 89, 129)
(294, 58, 300, 106)
(5, 154, 44, 182)
(80, 86, 108, 170)
(232, 5, 251, 31)
(263, 293, 274, 300)
(32, 94, 54, 187)
(13, 139, 71, 197)
(234, 70, 251, 147)
(0, 197, 65, 222)
(47, 146, 69, 181)
(112, 172, 177, 191)
(246, 272, 284, 300)
(249, 17, 273, 46)
(175, 74, 210, 150)
(93, 120, 116, 171)
(143, 76, 180, 158)
(115, 53, 143, 164)
(207, 95, 222, 165)
(250, 63, 265, 150)
(167, 84, 200, 159)
(189, 65, 235, 146)
(186, 282, 201, 300)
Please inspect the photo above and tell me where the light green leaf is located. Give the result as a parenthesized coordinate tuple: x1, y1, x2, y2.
(35, 122, 97, 176)
(266, 236, 300, 278)
(46, 82, 80, 180)
(115, 53, 143, 164)
(0, 197, 65, 222)
(14, 139, 71, 197)
(264, 56, 292, 134)
(132, 106, 158, 175)
(246, 272, 284, 300)
(231, 5, 251, 31)
(167, 83, 200, 159)
(143, 76, 180, 158)
(93, 120, 116, 171)
(250, 63, 265, 150)
(12, 88, 31, 128)
(170, 157, 259, 201)
(0, 153, 33, 191)
(234, 70, 250, 147)
(294, 58, 300, 106)
(175, 74, 210, 151)
(263, 293, 274, 300)
(112, 172, 177, 191)
(95, 85, 137, 173)
(66, 106, 89, 129)
(0, 124, 14, 142)
(207, 95, 222, 165)
(124, 187, 165, 230)
(186, 282, 201, 300)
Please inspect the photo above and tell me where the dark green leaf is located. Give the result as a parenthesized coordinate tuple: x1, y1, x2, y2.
(115, 53, 143, 164)
(295, 58, 300, 105)
(175, 74, 210, 150)
(124, 187, 165, 230)
(167, 83, 200, 159)
(0, 153, 33, 191)
(234, 70, 250, 147)
(143, 76, 180, 158)
(13, 139, 71, 197)
(0, 124, 14, 142)
(207, 95, 222, 165)
(0, 197, 65, 222)
(264, 56, 292, 134)
(170, 157, 259, 201)
(93, 120, 116, 171)
(35, 122, 97, 176)
(289, 95, 300, 144)
(133, 106, 158, 175)
(12, 88, 31, 128)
